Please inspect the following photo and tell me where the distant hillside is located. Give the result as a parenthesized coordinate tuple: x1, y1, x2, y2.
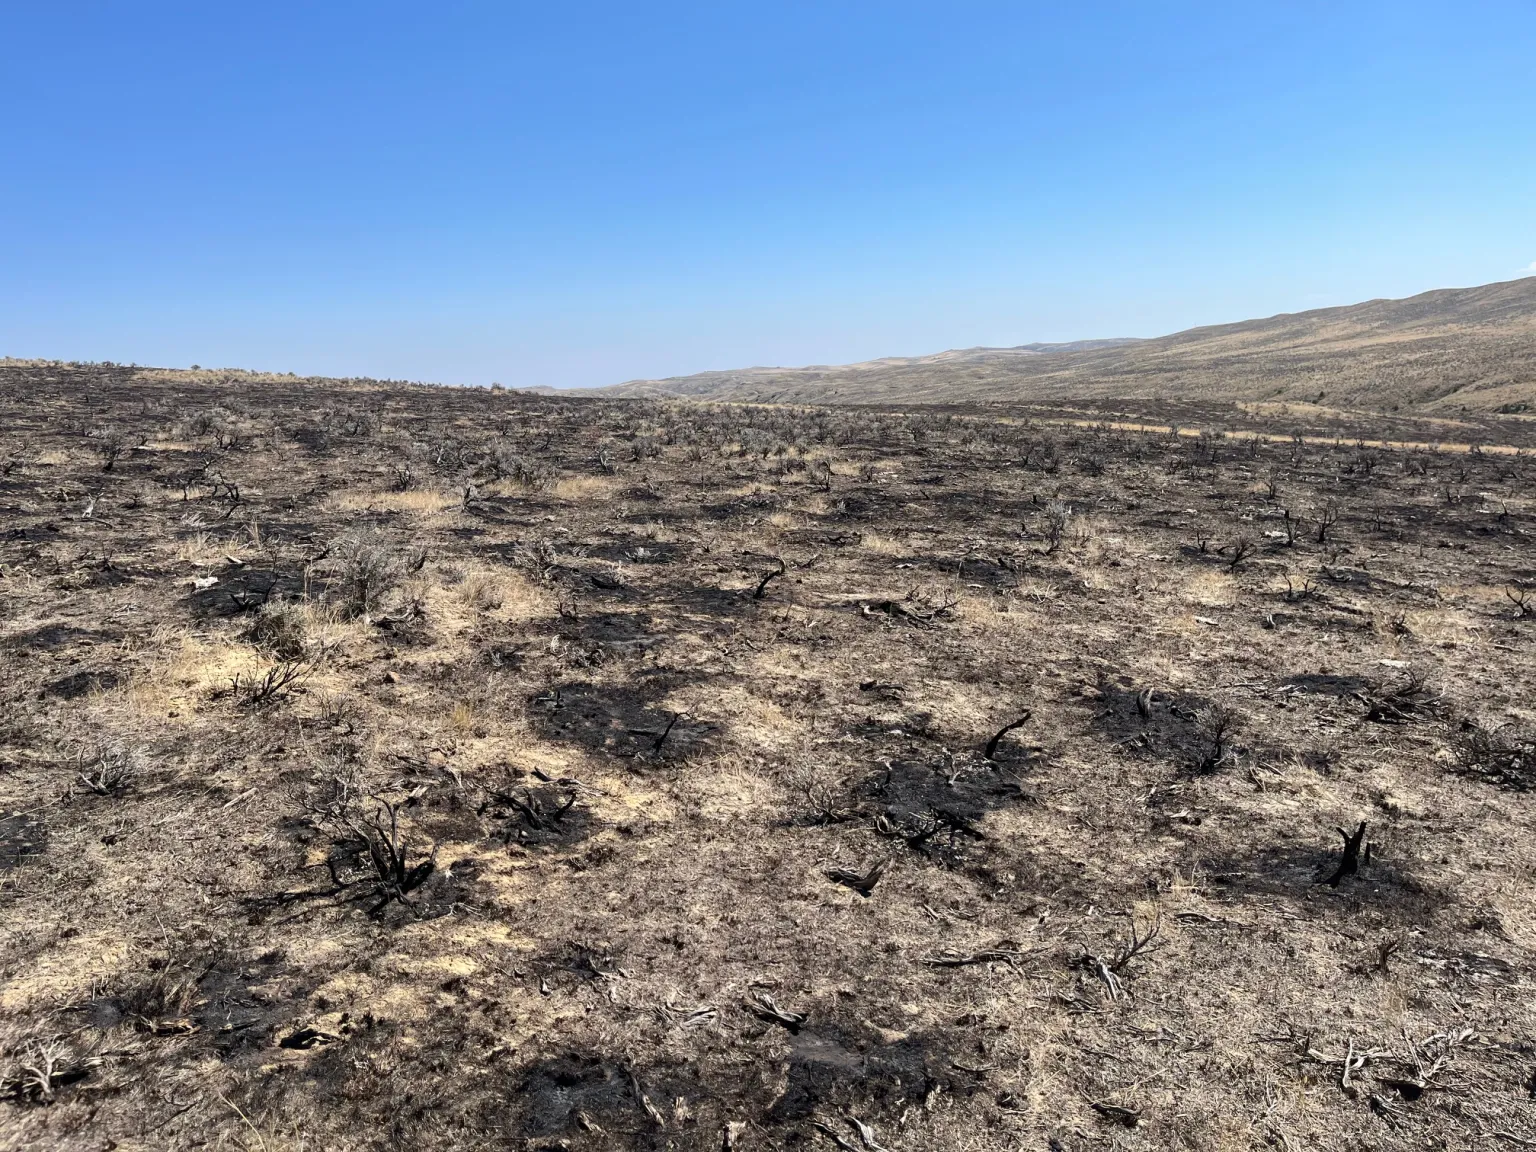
(596, 277, 1536, 412)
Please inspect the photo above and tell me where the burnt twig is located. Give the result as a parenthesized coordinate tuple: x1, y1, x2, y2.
(827, 857, 891, 897)
(747, 989, 806, 1031)
(1083, 907, 1164, 999)
(1324, 821, 1368, 888)
(984, 711, 1032, 760)
(345, 798, 438, 913)
(922, 945, 1029, 968)
(753, 557, 787, 600)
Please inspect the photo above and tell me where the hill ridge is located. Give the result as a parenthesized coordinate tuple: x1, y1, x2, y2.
(595, 276, 1536, 412)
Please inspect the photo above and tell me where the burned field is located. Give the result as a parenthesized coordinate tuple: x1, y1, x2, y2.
(1, 362, 1534, 1151)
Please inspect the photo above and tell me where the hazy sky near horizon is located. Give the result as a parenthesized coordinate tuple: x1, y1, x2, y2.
(4, 2, 1536, 388)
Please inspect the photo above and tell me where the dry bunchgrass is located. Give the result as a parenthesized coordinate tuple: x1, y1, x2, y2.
(170, 529, 254, 564)
(1396, 606, 1481, 644)
(546, 474, 620, 501)
(1180, 568, 1239, 608)
(861, 530, 905, 555)
(1014, 575, 1060, 603)
(328, 487, 458, 514)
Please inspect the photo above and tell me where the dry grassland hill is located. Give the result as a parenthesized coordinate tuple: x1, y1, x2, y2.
(0, 361, 1533, 1151)
(597, 277, 1536, 414)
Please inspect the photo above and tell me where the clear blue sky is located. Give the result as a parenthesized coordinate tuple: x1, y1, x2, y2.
(4, 2, 1535, 388)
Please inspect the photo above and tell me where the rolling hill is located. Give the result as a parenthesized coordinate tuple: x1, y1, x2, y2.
(596, 277, 1536, 413)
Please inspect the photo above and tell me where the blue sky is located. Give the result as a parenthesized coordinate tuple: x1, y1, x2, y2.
(4, 2, 1535, 388)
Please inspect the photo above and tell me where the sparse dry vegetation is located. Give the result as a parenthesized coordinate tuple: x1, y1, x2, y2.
(596, 277, 1536, 416)
(1, 360, 1534, 1151)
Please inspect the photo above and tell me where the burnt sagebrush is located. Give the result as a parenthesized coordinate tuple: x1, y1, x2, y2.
(1196, 704, 1242, 772)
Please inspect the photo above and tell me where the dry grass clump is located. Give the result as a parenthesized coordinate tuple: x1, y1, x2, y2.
(1181, 568, 1239, 608)
(861, 531, 905, 554)
(434, 565, 555, 625)
(546, 474, 622, 502)
(330, 487, 459, 514)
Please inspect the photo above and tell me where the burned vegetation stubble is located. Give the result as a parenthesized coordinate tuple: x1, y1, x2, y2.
(0, 361, 1532, 1150)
